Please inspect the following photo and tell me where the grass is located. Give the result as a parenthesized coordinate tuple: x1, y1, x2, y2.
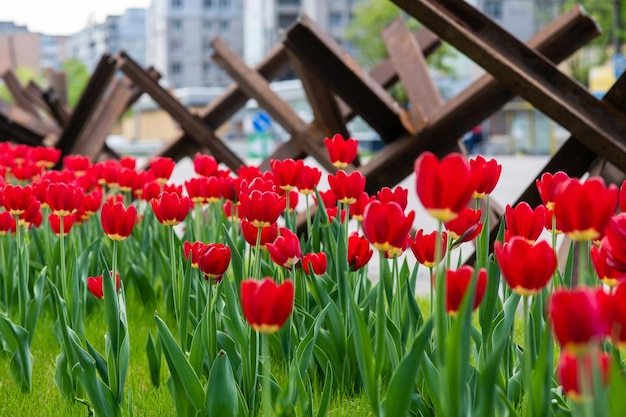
(0, 286, 375, 417)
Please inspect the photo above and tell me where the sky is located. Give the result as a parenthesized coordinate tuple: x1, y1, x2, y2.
(1, 0, 151, 36)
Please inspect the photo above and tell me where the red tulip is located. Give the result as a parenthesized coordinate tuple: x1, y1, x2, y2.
(198, 243, 231, 282)
(184, 240, 206, 268)
(49, 213, 76, 236)
(31, 146, 61, 168)
(194, 153, 218, 177)
(88, 272, 121, 299)
(609, 281, 626, 346)
(271, 159, 303, 191)
(557, 350, 610, 402)
(536, 171, 570, 210)
(316, 189, 337, 210)
(445, 208, 483, 245)
(494, 237, 556, 296)
(82, 188, 103, 216)
(548, 288, 611, 351)
(377, 186, 408, 211)
(18, 198, 42, 229)
(543, 208, 563, 234)
(469, 155, 501, 198)
(149, 157, 176, 184)
(239, 190, 285, 227)
(296, 165, 322, 195)
(223, 200, 240, 222)
(414, 152, 474, 222)
(328, 170, 366, 204)
(151, 192, 191, 226)
(553, 177, 617, 242)
(504, 202, 546, 243)
(118, 167, 137, 193)
(362, 200, 415, 254)
(445, 266, 488, 316)
(349, 192, 375, 222)
(3, 184, 33, 215)
(0, 211, 16, 235)
(267, 227, 302, 269)
(347, 234, 373, 271)
(46, 182, 84, 217)
(603, 213, 626, 271)
(141, 181, 161, 202)
(63, 154, 91, 174)
(101, 200, 137, 241)
(302, 252, 327, 275)
(409, 229, 447, 268)
(591, 240, 626, 287)
(241, 220, 278, 248)
(240, 278, 294, 333)
(119, 156, 136, 169)
(185, 177, 210, 205)
(324, 133, 358, 168)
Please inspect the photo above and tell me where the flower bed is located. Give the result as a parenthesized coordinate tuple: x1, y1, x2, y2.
(0, 135, 624, 416)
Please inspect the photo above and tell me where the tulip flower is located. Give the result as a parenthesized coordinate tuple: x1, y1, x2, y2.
(239, 190, 285, 228)
(349, 192, 375, 222)
(504, 202, 546, 243)
(590, 241, 626, 287)
(494, 237, 556, 296)
(361, 200, 415, 254)
(87, 272, 121, 299)
(49, 213, 76, 237)
(409, 229, 447, 268)
(328, 170, 366, 205)
(324, 133, 358, 168)
(376, 186, 408, 211)
(194, 153, 218, 177)
(46, 182, 84, 217)
(445, 266, 488, 316)
(3, 184, 34, 215)
(296, 165, 322, 195)
(548, 288, 611, 351)
(183, 240, 207, 268)
(609, 281, 626, 346)
(241, 220, 278, 248)
(101, 200, 137, 241)
(270, 158, 303, 191)
(197, 243, 231, 283)
(185, 177, 210, 205)
(63, 154, 91, 174)
(267, 227, 302, 269)
(151, 192, 191, 226)
(0, 211, 16, 235)
(149, 156, 176, 184)
(414, 152, 475, 222)
(223, 200, 240, 222)
(347, 234, 373, 271)
(603, 213, 626, 271)
(31, 146, 61, 168)
(557, 350, 611, 402)
(18, 198, 42, 229)
(302, 252, 327, 275)
(469, 155, 501, 198)
(536, 171, 570, 210)
(240, 278, 294, 333)
(445, 208, 483, 245)
(553, 177, 617, 242)
(119, 156, 136, 169)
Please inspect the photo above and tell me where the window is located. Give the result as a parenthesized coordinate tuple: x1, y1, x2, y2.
(171, 0, 183, 8)
(329, 12, 342, 28)
(171, 62, 182, 75)
(203, 0, 213, 8)
(203, 62, 211, 75)
(171, 19, 182, 31)
(484, 0, 503, 19)
(219, 20, 230, 31)
(170, 39, 182, 52)
(278, 0, 300, 4)
(203, 39, 212, 53)
(218, 0, 231, 10)
(203, 20, 213, 31)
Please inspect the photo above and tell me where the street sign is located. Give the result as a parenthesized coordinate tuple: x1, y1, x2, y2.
(252, 111, 272, 133)
(246, 132, 274, 158)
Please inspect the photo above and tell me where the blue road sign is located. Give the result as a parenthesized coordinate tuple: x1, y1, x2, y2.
(252, 111, 272, 133)
(614, 53, 626, 78)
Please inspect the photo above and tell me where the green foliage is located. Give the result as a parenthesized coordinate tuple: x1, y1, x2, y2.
(61, 59, 89, 108)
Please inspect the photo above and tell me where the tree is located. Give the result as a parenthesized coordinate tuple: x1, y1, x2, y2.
(61, 59, 90, 108)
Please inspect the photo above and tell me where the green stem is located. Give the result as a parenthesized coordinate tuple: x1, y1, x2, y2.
(434, 220, 447, 365)
(254, 226, 263, 279)
(305, 194, 312, 241)
(578, 240, 587, 287)
(523, 296, 533, 417)
(262, 333, 272, 417)
(169, 226, 180, 322)
(194, 203, 203, 242)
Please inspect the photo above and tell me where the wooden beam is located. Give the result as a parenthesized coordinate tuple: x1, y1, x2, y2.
(2, 70, 41, 118)
(116, 51, 245, 170)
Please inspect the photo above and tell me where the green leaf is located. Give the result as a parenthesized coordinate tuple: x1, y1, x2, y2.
(146, 331, 161, 388)
(155, 314, 206, 414)
(317, 362, 334, 417)
(381, 319, 433, 417)
(0, 315, 32, 392)
(206, 350, 238, 417)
